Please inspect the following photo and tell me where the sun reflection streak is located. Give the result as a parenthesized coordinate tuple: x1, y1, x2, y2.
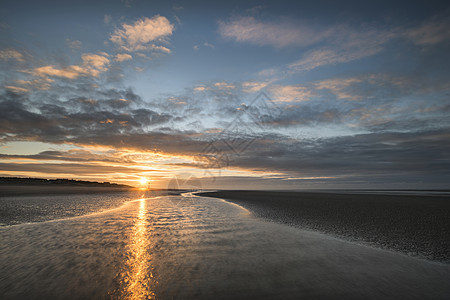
(120, 197, 156, 299)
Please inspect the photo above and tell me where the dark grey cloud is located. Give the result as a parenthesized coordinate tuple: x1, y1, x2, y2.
(0, 89, 172, 144)
(0, 150, 132, 163)
(0, 87, 210, 154)
(164, 127, 450, 188)
(226, 130, 450, 181)
(0, 162, 141, 175)
(0, 94, 65, 141)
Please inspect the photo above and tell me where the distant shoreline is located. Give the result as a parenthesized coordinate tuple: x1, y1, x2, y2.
(198, 190, 450, 263)
(0, 176, 131, 187)
(0, 184, 134, 197)
(0, 177, 134, 197)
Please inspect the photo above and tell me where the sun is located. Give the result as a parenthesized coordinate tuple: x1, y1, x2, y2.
(139, 177, 148, 186)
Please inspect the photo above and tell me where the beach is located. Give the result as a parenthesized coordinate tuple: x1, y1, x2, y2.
(198, 190, 450, 263)
(0, 192, 449, 299)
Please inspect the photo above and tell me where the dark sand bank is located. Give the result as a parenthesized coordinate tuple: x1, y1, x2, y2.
(198, 191, 450, 263)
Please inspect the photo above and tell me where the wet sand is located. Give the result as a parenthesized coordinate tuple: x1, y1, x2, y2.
(0, 189, 173, 226)
(1, 194, 450, 299)
(198, 190, 450, 263)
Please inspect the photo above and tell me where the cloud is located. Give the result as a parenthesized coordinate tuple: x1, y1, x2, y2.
(7, 68, 442, 155)
(205, 129, 450, 180)
(193, 85, 206, 91)
(219, 16, 331, 48)
(0, 49, 24, 62)
(163, 127, 450, 188)
(66, 39, 82, 49)
(34, 65, 88, 79)
(193, 42, 215, 51)
(4, 86, 29, 93)
(114, 53, 132, 62)
(1, 76, 450, 188)
(312, 72, 450, 103)
(406, 15, 450, 45)
(219, 16, 402, 73)
(81, 53, 109, 72)
(12, 78, 52, 92)
(33, 52, 110, 80)
(288, 49, 348, 72)
(0, 79, 253, 154)
(269, 85, 313, 102)
(0, 149, 131, 164)
(0, 94, 61, 140)
(288, 26, 397, 72)
(242, 81, 269, 93)
(228, 15, 449, 77)
(0, 86, 174, 147)
(264, 71, 450, 130)
(258, 16, 449, 74)
(214, 81, 235, 89)
(110, 16, 174, 52)
(314, 77, 364, 100)
(0, 162, 140, 175)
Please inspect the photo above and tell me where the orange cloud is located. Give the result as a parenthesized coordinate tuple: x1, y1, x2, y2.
(269, 85, 312, 102)
(242, 81, 270, 93)
(0, 49, 24, 62)
(81, 53, 109, 72)
(114, 53, 133, 62)
(5, 85, 29, 93)
(33, 53, 110, 79)
(110, 16, 174, 52)
(34, 65, 88, 79)
(314, 77, 363, 100)
(15, 78, 54, 90)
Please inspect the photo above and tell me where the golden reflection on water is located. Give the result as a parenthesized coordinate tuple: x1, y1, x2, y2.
(119, 197, 156, 299)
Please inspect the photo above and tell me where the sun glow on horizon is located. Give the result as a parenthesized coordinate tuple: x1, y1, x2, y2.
(138, 177, 150, 190)
(139, 177, 148, 185)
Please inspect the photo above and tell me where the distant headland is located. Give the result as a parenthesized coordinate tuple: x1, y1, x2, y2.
(0, 177, 133, 197)
(0, 177, 131, 188)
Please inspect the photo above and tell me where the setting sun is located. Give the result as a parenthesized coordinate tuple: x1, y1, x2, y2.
(139, 178, 148, 186)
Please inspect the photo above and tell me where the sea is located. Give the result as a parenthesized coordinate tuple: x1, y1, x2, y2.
(0, 192, 449, 299)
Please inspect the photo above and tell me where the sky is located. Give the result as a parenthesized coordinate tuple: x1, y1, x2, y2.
(0, 0, 449, 189)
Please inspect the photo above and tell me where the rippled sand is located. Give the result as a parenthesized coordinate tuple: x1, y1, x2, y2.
(0, 192, 139, 226)
(1, 194, 449, 299)
(199, 190, 450, 262)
